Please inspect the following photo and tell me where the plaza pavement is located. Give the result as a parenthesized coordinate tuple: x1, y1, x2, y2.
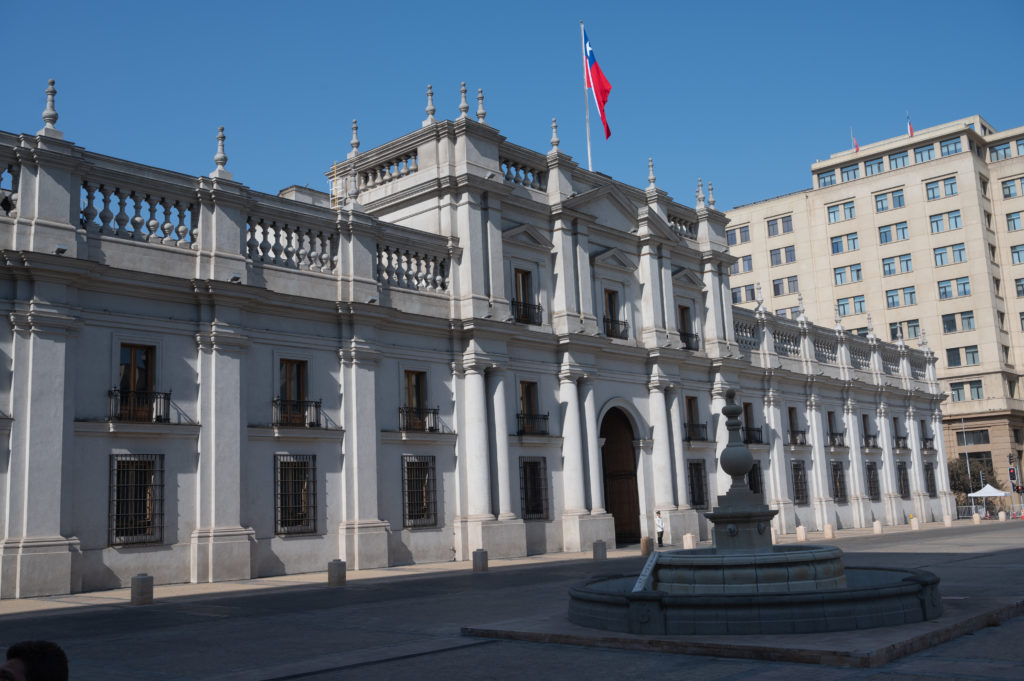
(0, 518, 1021, 680)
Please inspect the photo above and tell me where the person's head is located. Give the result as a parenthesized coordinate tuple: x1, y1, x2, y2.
(1, 641, 68, 681)
(656, 510, 661, 516)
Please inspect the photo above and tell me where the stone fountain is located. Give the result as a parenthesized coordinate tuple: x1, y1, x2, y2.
(568, 390, 942, 635)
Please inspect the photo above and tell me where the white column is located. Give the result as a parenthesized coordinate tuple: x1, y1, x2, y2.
(488, 367, 514, 519)
(649, 380, 675, 510)
(905, 406, 929, 520)
(806, 396, 833, 531)
(580, 377, 605, 514)
(877, 403, 902, 525)
(844, 400, 869, 528)
(764, 389, 795, 532)
(463, 366, 493, 518)
(559, 371, 586, 513)
(932, 409, 955, 518)
(668, 388, 690, 509)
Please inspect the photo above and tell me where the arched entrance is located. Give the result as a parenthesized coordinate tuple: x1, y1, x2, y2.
(600, 407, 640, 544)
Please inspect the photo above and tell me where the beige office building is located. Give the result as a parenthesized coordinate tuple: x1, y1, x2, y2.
(727, 116, 1024, 493)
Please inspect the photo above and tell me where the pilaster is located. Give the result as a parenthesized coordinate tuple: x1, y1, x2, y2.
(843, 399, 869, 528)
(806, 395, 834, 531)
(877, 401, 903, 525)
(764, 388, 796, 533)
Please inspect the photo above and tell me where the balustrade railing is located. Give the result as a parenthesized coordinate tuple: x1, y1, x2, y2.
(272, 398, 322, 428)
(516, 413, 549, 435)
(603, 317, 629, 339)
(667, 214, 697, 239)
(510, 300, 543, 325)
(882, 352, 900, 374)
(81, 181, 197, 246)
(685, 422, 709, 441)
(399, 406, 439, 432)
(813, 333, 838, 364)
(376, 234, 450, 292)
(742, 427, 764, 445)
(108, 389, 171, 423)
(788, 430, 808, 446)
(910, 358, 927, 379)
(775, 330, 800, 357)
(894, 435, 908, 449)
(863, 433, 879, 449)
(828, 431, 846, 447)
(246, 215, 338, 272)
(734, 319, 760, 349)
(849, 344, 871, 369)
(359, 152, 418, 189)
(500, 156, 546, 190)
(679, 332, 700, 350)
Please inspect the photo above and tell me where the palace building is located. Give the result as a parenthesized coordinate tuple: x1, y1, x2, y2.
(0, 81, 950, 598)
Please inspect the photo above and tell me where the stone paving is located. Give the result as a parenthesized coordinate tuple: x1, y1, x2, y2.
(0, 519, 1021, 680)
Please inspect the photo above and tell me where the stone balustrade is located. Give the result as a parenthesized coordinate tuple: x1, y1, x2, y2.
(245, 211, 338, 272)
(359, 151, 418, 189)
(667, 213, 697, 239)
(499, 149, 547, 190)
(375, 224, 450, 293)
(80, 180, 197, 247)
(813, 331, 838, 365)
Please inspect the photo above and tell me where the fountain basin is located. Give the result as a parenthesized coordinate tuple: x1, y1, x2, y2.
(654, 544, 846, 594)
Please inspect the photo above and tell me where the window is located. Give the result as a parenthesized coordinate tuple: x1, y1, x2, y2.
(837, 298, 850, 316)
(727, 229, 736, 246)
(981, 177, 989, 197)
(906, 319, 920, 338)
(940, 137, 962, 156)
(892, 189, 904, 208)
(275, 454, 316, 534)
(687, 460, 708, 510)
(849, 263, 862, 281)
(897, 461, 911, 499)
(731, 287, 743, 303)
(991, 143, 1011, 161)
(770, 248, 782, 265)
(791, 461, 809, 506)
(818, 170, 836, 188)
(402, 455, 437, 527)
(781, 215, 793, 233)
(956, 429, 990, 446)
(1013, 245, 1024, 264)
(519, 457, 549, 520)
(1009, 213, 1022, 231)
(831, 236, 844, 254)
(767, 218, 779, 236)
(830, 461, 847, 503)
(784, 245, 796, 262)
(961, 311, 975, 330)
(970, 381, 984, 399)
(952, 243, 966, 262)
(879, 224, 892, 243)
(903, 286, 916, 305)
(890, 151, 908, 169)
(728, 260, 739, 275)
(834, 266, 847, 285)
(914, 144, 935, 163)
(882, 257, 896, 276)
(741, 255, 752, 272)
(947, 348, 962, 367)
(773, 278, 785, 296)
(899, 254, 912, 272)
(938, 280, 952, 299)
(787, 275, 799, 293)
(279, 359, 309, 427)
(950, 382, 965, 401)
(1003, 179, 1018, 199)
(109, 454, 164, 545)
(865, 158, 884, 175)
(944, 177, 958, 196)
(843, 201, 855, 220)
(956, 276, 970, 296)
(925, 463, 937, 498)
(853, 295, 866, 314)
(744, 284, 755, 301)
(727, 225, 750, 245)
(1016, 278, 1024, 297)
(894, 222, 908, 240)
(941, 313, 957, 333)
(934, 247, 948, 266)
(948, 210, 962, 230)
(886, 289, 900, 308)
(965, 345, 979, 365)
(930, 214, 945, 233)
(889, 321, 901, 340)
(747, 461, 764, 500)
(926, 181, 940, 200)
(876, 194, 889, 213)
(118, 344, 156, 422)
(847, 233, 859, 250)
(951, 380, 984, 401)
(1019, 140, 1024, 156)
(866, 462, 881, 502)
(828, 205, 840, 223)
(841, 164, 859, 182)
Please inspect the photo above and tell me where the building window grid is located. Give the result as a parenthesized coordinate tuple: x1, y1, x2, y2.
(941, 137, 962, 156)
(865, 461, 881, 502)
(1013, 245, 1024, 264)
(402, 455, 438, 528)
(944, 177, 958, 196)
(830, 461, 848, 504)
(1009, 213, 1021, 232)
(274, 454, 317, 535)
(914, 145, 935, 163)
(896, 461, 911, 500)
(519, 456, 549, 521)
(109, 454, 164, 546)
(865, 158, 884, 175)
(925, 463, 937, 498)
(926, 181, 940, 200)
(991, 143, 1011, 162)
(791, 461, 809, 506)
(841, 164, 859, 182)
(819, 170, 836, 188)
(890, 151, 908, 169)
(687, 460, 709, 510)
(1003, 179, 1018, 199)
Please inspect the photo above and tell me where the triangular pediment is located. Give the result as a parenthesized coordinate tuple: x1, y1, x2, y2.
(502, 222, 553, 250)
(563, 184, 640, 228)
(672, 266, 706, 289)
(592, 247, 637, 272)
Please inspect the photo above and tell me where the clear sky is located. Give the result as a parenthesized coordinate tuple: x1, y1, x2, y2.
(5, 0, 1023, 210)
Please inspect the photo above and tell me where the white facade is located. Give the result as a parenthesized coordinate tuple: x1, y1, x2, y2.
(0, 82, 951, 598)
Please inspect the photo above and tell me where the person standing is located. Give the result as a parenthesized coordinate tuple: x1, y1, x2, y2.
(655, 510, 665, 547)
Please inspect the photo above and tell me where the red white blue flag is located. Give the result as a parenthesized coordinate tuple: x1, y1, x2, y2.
(907, 113, 914, 137)
(583, 28, 612, 139)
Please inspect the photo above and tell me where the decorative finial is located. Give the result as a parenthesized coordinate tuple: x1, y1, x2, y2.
(476, 88, 486, 123)
(647, 158, 656, 189)
(719, 388, 755, 486)
(796, 293, 806, 322)
(550, 118, 560, 150)
(348, 119, 360, 159)
(708, 182, 716, 208)
(214, 126, 228, 169)
(42, 79, 58, 129)
(424, 85, 436, 126)
(834, 304, 842, 326)
(755, 281, 764, 307)
(696, 177, 706, 209)
(919, 330, 929, 349)
(458, 82, 469, 118)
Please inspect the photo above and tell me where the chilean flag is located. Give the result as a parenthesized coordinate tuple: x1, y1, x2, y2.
(583, 28, 612, 139)
(907, 113, 914, 137)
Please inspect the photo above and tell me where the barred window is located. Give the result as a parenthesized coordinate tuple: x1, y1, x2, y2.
(897, 461, 911, 499)
(687, 460, 708, 510)
(402, 455, 437, 528)
(275, 454, 316, 534)
(830, 461, 847, 504)
(747, 461, 764, 501)
(866, 461, 881, 502)
(791, 461, 809, 506)
(924, 462, 937, 498)
(110, 454, 164, 546)
(519, 457, 549, 520)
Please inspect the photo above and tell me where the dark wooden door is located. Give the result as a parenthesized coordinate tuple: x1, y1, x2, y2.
(601, 408, 640, 544)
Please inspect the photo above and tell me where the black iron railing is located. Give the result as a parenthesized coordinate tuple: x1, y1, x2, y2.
(399, 406, 439, 432)
(273, 398, 322, 428)
(894, 435, 908, 449)
(679, 332, 700, 350)
(108, 389, 171, 423)
(516, 412, 549, 435)
(685, 422, 708, 441)
(510, 300, 543, 325)
(921, 437, 935, 450)
(603, 317, 629, 339)
(828, 431, 846, 447)
(863, 433, 879, 449)
(787, 430, 807, 446)
(742, 427, 764, 445)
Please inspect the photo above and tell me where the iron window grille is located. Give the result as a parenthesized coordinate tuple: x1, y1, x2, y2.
(687, 460, 709, 510)
(679, 332, 700, 350)
(109, 454, 164, 546)
(863, 433, 879, 449)
(274, 454, 316, 535)
(108, 389, 171, 423)
(788, 430, 807, 446)
(742, 427, 764, 445)
(925, 462, 937, 498)
(897, 461, 911, 499)
(866, 461, 881, 502)
(684, 422, 708, 441)
(828, 432, 846, 447)
(791, 461, 809, 506)
(272, 398, 322, 428)
(510, 300, 543, 325)
(516, 412, 549, 435)
(747, 462, 764, 501)
(603, 316, 629, 339)
(399, 407, 439, 432)
(402, 455, 437, 528)
(519, 456, 549, 520)
(830, 461, 848, 504)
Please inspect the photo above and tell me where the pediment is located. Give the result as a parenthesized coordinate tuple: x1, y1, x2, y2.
(592, 247, 637, 272)
(563, 184, 640, 228)
(502, 222, 553, 250)
(672, 266, 706, 289)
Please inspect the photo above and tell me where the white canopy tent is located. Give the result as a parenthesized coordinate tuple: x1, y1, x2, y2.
(968, 484, 1008, 497)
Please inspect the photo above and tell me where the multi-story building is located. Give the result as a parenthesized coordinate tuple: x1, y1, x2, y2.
(0, 80, 948, 599)
(727, 116, 1024, 493)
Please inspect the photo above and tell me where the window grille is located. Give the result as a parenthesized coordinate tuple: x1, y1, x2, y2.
(866, 461, 881, 502)
(830, 461, 848, 504)
(109, 454, 164, 546)
(791, 461, 809, 506)
(687, 460, 708, 509)
(274, 454, 316, 535)
(925, 463, 937, 498)
(519, 457, 549, 520)
(897, 461, 911, 499)
(747, 461, 764, 501)
(402, 455, 437, 528)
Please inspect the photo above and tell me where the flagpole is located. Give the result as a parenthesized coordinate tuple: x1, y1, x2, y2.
(580, 20, 592, 171)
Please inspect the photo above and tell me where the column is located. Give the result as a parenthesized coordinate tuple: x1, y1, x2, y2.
(806, 395, 834, 531)
(843, 399, 869, 528)
(488, 367, 514, 519)
(668, 388, 690, 510)
(550, 218, 579, 335)
(932, 409, 956, 518)
(649, 379, 675, 510)
(764, 389, 796, 533)
(463, 365, 493, 518)
(905, 406, 929, 520)
(559, 370, 586, 514)
(877, 402, 902, 525)
(580, 377, 605, 514)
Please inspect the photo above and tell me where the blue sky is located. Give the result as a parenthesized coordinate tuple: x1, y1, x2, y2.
(5, 0, 1023, 209)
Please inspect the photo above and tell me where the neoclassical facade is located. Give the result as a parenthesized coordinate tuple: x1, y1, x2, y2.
(0, 81, 951, 598)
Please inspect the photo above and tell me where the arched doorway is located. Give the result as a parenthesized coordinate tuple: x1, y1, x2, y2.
(600, 407, 640, 544)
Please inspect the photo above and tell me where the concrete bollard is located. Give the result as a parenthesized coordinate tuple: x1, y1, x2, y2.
(682, 533, 696, 549)
(328, 559, 347, 586)
(973, 513, 981, 525)
(130, 573, 153, 606)
(640, 536, 655, 557)
(472, 549, 488, 572)
(771, 528, 777, 545)
(999, 511, 1007, 522)
(873, 520, 883, 535)
(910, 517, 921, 531)
(592, 540, 607, 560)
(943, 514, 953, 527)
(823, 524, 835, 539)
(795, 526, 807, 542)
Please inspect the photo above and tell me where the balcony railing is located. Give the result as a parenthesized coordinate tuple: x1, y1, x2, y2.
(516, 412, 549, 435)
(273, 398, 322, 428)
(863, 433, 879, 449)
(828, 432, 846, 447)
(787, 430, 807, 446)
(685, 422, 708, 441)
(510, 300, 543, 325)
(679, 332, 700, 350)
(108, 389, 171, 423)
(921, 437, 935, 450)
(742, 427, 764, 445)
(399, 406, 439, 432)
(894, 435, 908, 450)
(603, 317, 629, 339)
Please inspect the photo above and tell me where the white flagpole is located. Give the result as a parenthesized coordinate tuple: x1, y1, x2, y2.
(580, 21, 593, 171)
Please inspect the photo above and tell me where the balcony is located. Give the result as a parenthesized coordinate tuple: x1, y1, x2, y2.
(603, 317, 629, 339)
(863, 433, 879, 449)
(399, 406, 439, 432)
(922, 437, 935, 451)
(742, 427, 764, 445)
(685, 422, 709, 441)
(516, 412, 549, 435)
(828, 432, 846, 447)
(108, 389, 171, 423)
(894, 435, 908, 450)
(787, 430, 807, 446)
(679, 332, 700, 350)
(510, 300, 543, 325)
(273, 398, 322, 428)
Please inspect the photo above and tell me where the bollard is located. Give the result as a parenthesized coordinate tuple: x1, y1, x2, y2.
(472, 548, 488, 572)
(328, 559, 347, 586)
(910, 517, 921, 531)
(130, 573, 153, 606)
(972, 513, 981, 525)
(873, 520, 883, 535)
(592, 540, 607, 561)
(823, 523, 835, 539)
(682, 533, 696, 549)
(770, 527, 777, 545)
(999, 511, 1007, 522)
(640, 537, 655, 557)
(795, 526, 807, 542)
